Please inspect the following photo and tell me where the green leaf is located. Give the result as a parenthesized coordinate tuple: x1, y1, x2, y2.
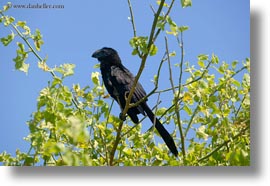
(131, 49, 138, 55)
(91, 71, 100, 85)
(209, 102, 219, 115)
(166, 17, 179, 36)
(38, 56, 50, 71)
(178, 26, 189, 32)
(194, 70, 202, 77)
(129, 36, 148, 55)
(157, 16, 166, 30)
(54, 64, 75, 78)
(211, 54, 219, 64)
(198, 60, 205, 68)
(13, 42, 29, 74)
(149, 44, 158, 56)
(34, 40, 43, 51)
(198, 54, 208, 61)
(93, 63, 100, 69)
(3, 2, 12, 12)
(22, 25, 31, 35)
(209, 95, 218, 102)
(232, 60, 238, 69)
(156, 107, 167, 116)
(181, 0, 192, 8)
(153, 74, 158, 84)
(183, 105, 192, 115)
(156, 0, 169, 7)
(44, 140, 65, 156)
(218, 66, 225, 74)
(0, 32, 15, 46)
(166, 16, 177, 27)
(196, 126, 208, 140)
(32, 29, 43, 51)
(169, 51, 176, 57)
(245, 58, 250, 72)
(183, 92, 193, 103)
(209, 117, 219, 128)
(123, 148, 133, 156)
(17, 21, 26, 27)
(52, 76, 62, 87)
(232, 79, 241, 87)
(3, 16, 15, 26)
(19, 63, 29, 74)
(165, 16, 180, 36)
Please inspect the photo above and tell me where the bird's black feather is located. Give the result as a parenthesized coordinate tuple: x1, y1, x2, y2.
(92, 47, 178, 156)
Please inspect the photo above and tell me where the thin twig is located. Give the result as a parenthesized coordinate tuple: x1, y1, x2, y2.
(198, 124, 249, 162)
(121, 0, 165, 118)
(150, 5, 156, 14)
(176, 32, 187, 161)
(184, 100, 201, 137)
(155, 59, 247, 95)
(155, 60, 212, 94)
(127, 0, 137, 37)
(182, 59, 212, 87)
(165, 36, 186, 161)
(109, 120, 124, 166)
(103, 99, 114, 165)
(1, 12, 80, 110)
(127, 0, 142, 58)
(234, 95, 247, 122)
(128, 52, 167, 108)
(121, 101, 161, 138)
(108, 94, 126, 166)
(153, 0, 175, 43)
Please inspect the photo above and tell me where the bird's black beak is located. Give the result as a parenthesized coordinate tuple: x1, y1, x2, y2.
(92, 49, 102, 59)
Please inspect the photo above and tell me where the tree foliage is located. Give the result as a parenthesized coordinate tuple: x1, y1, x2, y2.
(0, 1, 250, 166)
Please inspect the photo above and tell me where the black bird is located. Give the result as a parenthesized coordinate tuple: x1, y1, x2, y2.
(92, 47, 178, 156)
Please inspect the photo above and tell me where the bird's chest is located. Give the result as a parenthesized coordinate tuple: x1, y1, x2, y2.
(100, 67, 119, 97)
(101, 67, 112, 86)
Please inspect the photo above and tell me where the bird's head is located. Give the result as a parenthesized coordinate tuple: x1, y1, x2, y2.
(92, 47, 121, 65)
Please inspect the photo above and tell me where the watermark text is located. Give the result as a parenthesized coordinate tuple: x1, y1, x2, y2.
(7, 3, 64, 9)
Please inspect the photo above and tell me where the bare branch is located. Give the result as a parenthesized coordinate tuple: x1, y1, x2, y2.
(165, 36, 186, 162)
(127, 0, 137, 37)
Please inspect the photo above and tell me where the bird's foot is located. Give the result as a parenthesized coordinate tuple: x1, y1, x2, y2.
(119, 112, 127, 121)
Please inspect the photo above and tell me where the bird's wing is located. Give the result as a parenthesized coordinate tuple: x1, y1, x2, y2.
(110, 65, 146, 101)
(109, 65, 147, 118)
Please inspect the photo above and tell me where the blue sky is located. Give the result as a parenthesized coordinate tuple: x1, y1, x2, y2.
(0, 0, 250, 156)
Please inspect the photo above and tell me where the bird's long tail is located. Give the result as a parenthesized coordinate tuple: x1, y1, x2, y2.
(142, 103, 178, 157)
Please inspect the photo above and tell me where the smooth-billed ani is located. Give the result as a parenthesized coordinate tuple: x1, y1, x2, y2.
(92, 47, 178, 156)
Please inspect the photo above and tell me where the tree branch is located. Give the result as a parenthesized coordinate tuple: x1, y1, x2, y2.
(109, 120, 124, 166)
(1, 12, 80, 110)
(165, 36, 186, 161)
(127, 0, 137, 37)
(109, 0, 167, 162)
(153, 0, 176, 43)
(198, 124, 250, 162)
(128, 52, 167, 108)
(121, 0, 165, 118)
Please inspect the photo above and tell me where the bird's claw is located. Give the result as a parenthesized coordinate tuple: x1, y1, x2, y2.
(119, 112, 127, 121)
